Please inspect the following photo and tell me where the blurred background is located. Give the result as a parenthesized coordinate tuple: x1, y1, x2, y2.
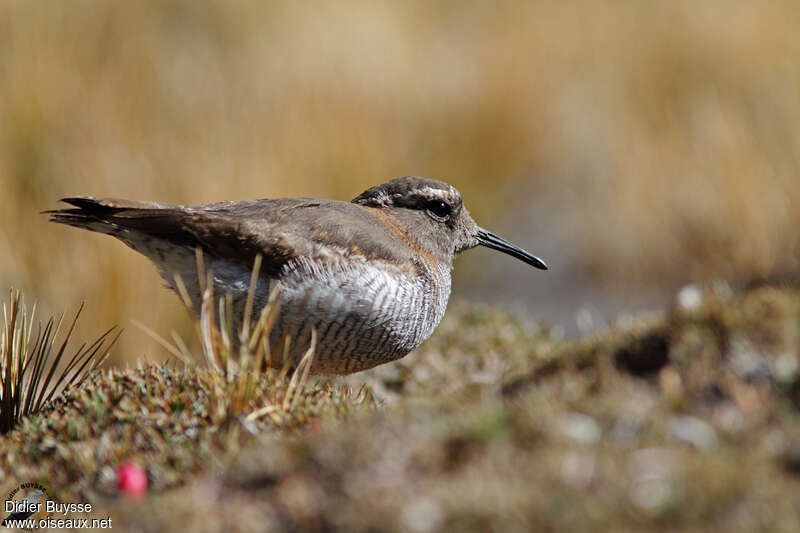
(2, 0, 799, 365)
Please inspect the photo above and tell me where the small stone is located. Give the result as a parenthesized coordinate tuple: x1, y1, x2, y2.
(628, 448, 681, 516)
(557, 412, 601, 445)
(668, 416, 717, 450)
(677, 285, 702, 311)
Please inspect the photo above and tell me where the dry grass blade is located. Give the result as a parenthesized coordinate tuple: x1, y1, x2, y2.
(173, 273, 194, 312)
(240, 253, 263, 348)
(133, 320, 192, 366)
(0, 289, 117, 434)
(245, 404, 277, 422)
(283, 328, 316, 411)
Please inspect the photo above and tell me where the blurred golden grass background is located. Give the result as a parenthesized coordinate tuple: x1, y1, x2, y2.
(2, 0, 799, 365)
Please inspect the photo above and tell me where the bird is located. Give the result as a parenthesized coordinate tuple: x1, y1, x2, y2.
(47, 176, 547, 374)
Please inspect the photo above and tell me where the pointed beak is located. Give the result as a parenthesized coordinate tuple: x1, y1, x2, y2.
(476, 227, 548, 270)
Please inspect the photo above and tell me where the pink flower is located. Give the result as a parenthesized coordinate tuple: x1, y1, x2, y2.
(117, 461, 148, 499)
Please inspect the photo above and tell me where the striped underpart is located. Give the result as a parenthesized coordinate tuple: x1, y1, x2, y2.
(270, 254, 451, 374)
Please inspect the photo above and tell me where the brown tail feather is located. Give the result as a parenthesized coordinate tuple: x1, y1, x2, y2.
(45, 196, 290, 276)
(46, 198, 124, 235)
(45, 197, 193, 242)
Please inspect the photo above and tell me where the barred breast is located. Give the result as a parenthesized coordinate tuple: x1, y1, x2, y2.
(269, 255, 452, 374)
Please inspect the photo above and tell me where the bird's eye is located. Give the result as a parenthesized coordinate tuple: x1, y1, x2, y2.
(425, 200, 451, 221)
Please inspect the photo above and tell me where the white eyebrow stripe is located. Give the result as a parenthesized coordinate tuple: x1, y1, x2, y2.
(372, 191, 392, 206)
(407, 186, 459, 202)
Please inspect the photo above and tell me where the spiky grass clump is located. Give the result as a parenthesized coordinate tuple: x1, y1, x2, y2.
(0, 289, 118, 434)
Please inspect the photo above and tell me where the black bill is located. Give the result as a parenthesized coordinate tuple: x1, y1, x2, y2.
(476, 227, 548, 270)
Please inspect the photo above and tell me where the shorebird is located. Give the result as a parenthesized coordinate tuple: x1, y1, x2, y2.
(48, 176, 547, 374)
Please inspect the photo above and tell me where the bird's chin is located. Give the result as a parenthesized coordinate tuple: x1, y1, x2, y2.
(455, 237, 481, 255)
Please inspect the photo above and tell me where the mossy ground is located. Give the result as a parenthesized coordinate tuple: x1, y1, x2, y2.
(2, 287, 800, 531)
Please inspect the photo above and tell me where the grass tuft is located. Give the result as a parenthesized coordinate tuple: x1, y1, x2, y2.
(154, 250, 330, 427)
(0, 289, 118, 434)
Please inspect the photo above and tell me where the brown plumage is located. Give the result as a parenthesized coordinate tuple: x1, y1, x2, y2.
(47, 177, 547, 374)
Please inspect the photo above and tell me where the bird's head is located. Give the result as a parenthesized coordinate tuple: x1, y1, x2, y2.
(352, 176, 547, 270)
